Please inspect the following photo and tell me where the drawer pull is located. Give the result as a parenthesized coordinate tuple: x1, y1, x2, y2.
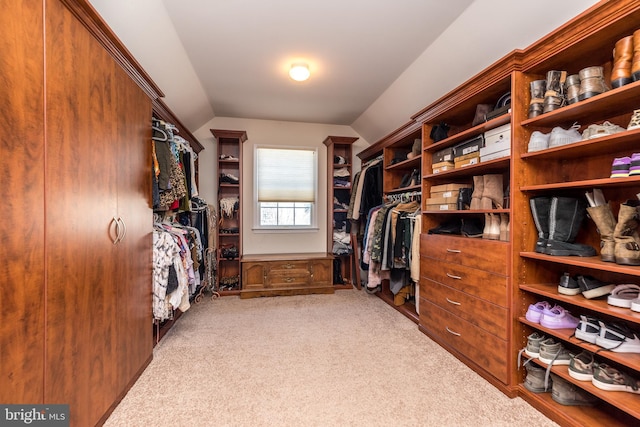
(284, 263, 294, 269)
(446, 248, 461, 253)
(446, 273, 462, 280)
(445, 298, 461, 306)
(284, 277, 294, 283)
(446, 327, 461, 337)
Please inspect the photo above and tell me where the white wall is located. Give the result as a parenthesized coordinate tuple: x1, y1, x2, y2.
(193, 117, 368, 255)
(352, 0, 600, 143)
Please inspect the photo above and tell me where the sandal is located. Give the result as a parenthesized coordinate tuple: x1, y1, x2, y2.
(607, 284, 640, 308)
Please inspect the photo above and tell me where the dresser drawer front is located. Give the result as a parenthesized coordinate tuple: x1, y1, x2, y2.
(267, 270, 310, 287)
(420, 278, 508, 339)
(420, 257, 508, 306)
(419, 299, 508, 383)
(420, 234, 508, 275)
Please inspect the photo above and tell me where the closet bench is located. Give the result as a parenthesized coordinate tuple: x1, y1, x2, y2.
(240, 253, 334, 298)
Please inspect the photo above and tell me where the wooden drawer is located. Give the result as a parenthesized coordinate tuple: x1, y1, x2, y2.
(420, 257, 508, 306)
(267, 269, 311, 287)
(419, 299, 508, 383)
(420, 233, 508, 275)
(420, 277, 508, 340)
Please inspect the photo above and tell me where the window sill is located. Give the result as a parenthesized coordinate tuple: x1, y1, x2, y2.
(251, 226, 319, 234)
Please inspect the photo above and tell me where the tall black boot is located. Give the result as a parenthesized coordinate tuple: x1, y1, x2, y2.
(545, 196, 597, 257)
(530, 196, 551, 253)
(333, 258, 344, 284)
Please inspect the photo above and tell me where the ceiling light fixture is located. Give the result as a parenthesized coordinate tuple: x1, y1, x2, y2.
(289, 63, 310, 82)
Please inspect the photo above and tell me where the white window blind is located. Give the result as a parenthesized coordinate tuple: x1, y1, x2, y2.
(256, 147, 316, 203)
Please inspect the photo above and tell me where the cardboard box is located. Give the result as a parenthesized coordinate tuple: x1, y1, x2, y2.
(431, 161, 455, 174)
(480, 138, 510, 157)
(430, 183, 470, 193)
(484, 123, 511, 146)
(430, 190, 459, 199)
(425, 203, 458, 211)
(453, 135, 484, 158)
(454, 151, 481, 162)
(432, 147, 454, 163)
(426, 196, 458, 205)
(454, 153, 480, 168)
(480, 149, 510, 162)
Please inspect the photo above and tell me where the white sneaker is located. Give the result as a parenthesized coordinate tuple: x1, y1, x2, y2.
(582, 121, 626, 140)
(528, 131, 550, 152)
(549, 123, 582, 147)
(595, 321, 640, 353)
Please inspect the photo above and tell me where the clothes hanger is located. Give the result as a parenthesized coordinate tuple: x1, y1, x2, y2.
(152, 125, 168, 142)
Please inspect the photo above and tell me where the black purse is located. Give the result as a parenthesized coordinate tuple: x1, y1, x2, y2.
(430, 122, 450, 142)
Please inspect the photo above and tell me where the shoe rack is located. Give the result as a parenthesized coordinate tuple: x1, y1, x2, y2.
(211, 129, 247, 295)
(512, 1, 640, 426)
(323, 135, 359, 289)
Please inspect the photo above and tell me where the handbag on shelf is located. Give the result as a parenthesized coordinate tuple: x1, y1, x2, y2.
(220, 244, 238, 260)
(430, 122, 450, 142)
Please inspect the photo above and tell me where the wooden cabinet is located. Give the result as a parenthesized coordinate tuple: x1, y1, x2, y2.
(211, 129, 247, 294)
(1, 1, 161, 425)
(323, 135, 358, 289)
(240, 253, 334, 298)
(511, 2, 640, 425)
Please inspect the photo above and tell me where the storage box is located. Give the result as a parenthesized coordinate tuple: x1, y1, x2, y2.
(431, 161, 455, 174)
(480, 149, 510, 162)
(425, 202, 458, 211)
(454, 153, 480, 168)
(484, 123, 511, 146)
(430, 190, 458, 199)
(432, 147, 455, 163)
(453, 135, 484, 158)
(426, 196, 458, 205)
(430, 183, 470, 193)
(480, 138, 510, 157)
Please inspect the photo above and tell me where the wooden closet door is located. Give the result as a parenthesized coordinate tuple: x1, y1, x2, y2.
(113, 65, 153, 392)
(0, 0, 45, 405)
(44, 0, 119, 424)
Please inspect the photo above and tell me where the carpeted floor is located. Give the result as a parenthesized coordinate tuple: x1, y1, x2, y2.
(105, 289, 557, 427)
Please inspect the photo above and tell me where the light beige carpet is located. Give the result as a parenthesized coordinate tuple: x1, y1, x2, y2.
(105, 289, 557, 427)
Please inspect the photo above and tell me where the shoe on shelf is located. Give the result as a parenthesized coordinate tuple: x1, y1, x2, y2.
(539, 338, 571, 365)
(220, 173, 239, 184)
(558, 272, 580, 296)
(607, 284, 640, 308)
(525, 301, 552, 324)
(632, 298, 640, 312)
(629, 153, 640, 176)
(581, 121, 626, 140)
(540, 305, 580, 329)
(528, 130, 551, 152)
(628, 109, 640, 130)
(524, 332, 547, 358)
(548, 123, 582, 148)
(576, 275, 616, 299)
(610, 156, 631, 178)
(568, 351, 595, 382)
(550, 373, 599, 406)
(595, 321, 640, 353)
(592, 364, 640, 394)
(575, 315, 601, 344)
(524, 363, 551, 393)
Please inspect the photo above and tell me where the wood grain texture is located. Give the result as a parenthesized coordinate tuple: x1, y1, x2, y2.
(0, 0, 46, 405)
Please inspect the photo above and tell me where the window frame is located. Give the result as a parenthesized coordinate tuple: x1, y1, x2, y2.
(253, 145, 318, 232)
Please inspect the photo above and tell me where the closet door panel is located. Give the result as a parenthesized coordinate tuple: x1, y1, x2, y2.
(44, 0, 118, 425)
(0, 0, 45, 404)
(113, 65, 153, 391)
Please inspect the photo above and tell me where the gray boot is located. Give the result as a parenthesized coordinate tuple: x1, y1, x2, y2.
(545, 197, 597, 257)
(613, 200, 640, 266)
(529, 196, 551, 253)
(586, 203, 617, 262)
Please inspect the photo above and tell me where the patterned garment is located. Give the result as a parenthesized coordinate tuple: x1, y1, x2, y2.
(152, 230, 180, 321)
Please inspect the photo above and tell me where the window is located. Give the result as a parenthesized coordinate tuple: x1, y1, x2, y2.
(255, 146, 317, 229)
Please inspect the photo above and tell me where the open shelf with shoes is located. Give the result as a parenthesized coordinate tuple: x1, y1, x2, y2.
(512, 2, 640, 425)
(211, 129, 247, 296)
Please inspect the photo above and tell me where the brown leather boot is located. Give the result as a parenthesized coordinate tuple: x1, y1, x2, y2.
(470, 175, 483, 210)
(500, 213, 510, 241)
(586, 203, 617, 262)
(633, 29, 640, 82)
(613, 200, 640, 266)
(481, 174, 504, 209)
(611, 35, 634, 88)
(483, 213, 499, 240)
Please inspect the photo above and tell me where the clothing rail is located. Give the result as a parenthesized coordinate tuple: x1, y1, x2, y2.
(385, 191, 421, 203)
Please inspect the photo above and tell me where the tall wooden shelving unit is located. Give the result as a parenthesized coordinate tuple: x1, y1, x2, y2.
(323, 135, 359, 289)
(211, 129, 247, 296)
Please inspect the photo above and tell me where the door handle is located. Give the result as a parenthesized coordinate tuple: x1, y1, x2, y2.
(117, 217, 127, 242)
(446, 273, 462, 280)
(446, 327, 461, 336)
(445, 298, 461, 306)
(111, 216, 120, 244)
(446, 248, 461, 253)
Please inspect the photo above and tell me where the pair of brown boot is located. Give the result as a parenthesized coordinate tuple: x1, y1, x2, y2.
(611, 30, 640, 88)
(587, 200, 640, 266)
